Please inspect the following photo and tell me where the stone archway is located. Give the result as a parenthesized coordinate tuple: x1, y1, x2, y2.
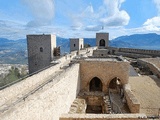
(99, 39, 105, 47)
(108, 77, 122, 93)
(89, 77, 102, 92)
(108, 77, 130, 113)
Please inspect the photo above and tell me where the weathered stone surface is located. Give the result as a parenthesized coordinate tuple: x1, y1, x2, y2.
(80, 60, 130, 93)
(70, 38, 84, 52)
(138, 58, 160, 78)
(0, 56, 68, 108)
(0, 64, 80, 120)
(96, 33, 109, 49)
(27, 34, 56, 74)
(124, 84, 140, 113)
(60, 113, 147, 120)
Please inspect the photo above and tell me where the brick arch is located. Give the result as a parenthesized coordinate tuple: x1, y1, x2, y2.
(108, 76, 124, 84)
(106, 76, 124, 92)
(87, 76, 104, 92)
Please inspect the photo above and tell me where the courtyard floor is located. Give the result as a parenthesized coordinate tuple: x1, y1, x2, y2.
(129, 75, 160, 116)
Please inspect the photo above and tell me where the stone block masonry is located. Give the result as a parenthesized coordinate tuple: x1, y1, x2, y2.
(60, 113, 147, 120)
(0, 56, 67, 108)
(80, 60, 130, 93)
(138, 58, 160, 78)
(27, 34, 56, 74)
(0, 64, 80, 120)
(123, 84, 140, 113)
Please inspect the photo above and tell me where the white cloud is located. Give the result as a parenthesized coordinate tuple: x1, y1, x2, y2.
(144, 24, 160, 31)
(99, 0, 130, 27)
(144, 16, 160, 27)
(85, 25, 102, 31)
(22, 0, 54, 27)
(100, 10, 130, 26)
(142, 0, 160, 31)
(70, 0, 130, 32)
(70, 4, 95, 30)
(1, 0, 151, 40)
(0, 20, 7, 27)
(154, 0, 160, 15)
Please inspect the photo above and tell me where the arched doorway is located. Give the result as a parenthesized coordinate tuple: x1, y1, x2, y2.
(108, 77, 130, 113)
(109, 77, 122, 93)
(89, 77, 102, 91)
(99, 39, 105, 47)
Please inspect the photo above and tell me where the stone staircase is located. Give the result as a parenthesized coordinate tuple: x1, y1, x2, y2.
(103, 95, 112, 114)
(69, 98, 87, 114)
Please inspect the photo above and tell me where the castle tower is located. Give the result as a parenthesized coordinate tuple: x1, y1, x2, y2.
(27, 34, 56, 74)
(96, 33, 109, 49)
(70, 38, 84, 52)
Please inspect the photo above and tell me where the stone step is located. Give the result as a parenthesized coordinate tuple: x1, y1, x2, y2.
(103, 95, 113, 114)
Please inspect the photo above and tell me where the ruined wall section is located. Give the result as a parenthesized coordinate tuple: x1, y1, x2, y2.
(138, 59, 160, 78)
(124, 84, 140, 113)
(0, 64, 80, 120)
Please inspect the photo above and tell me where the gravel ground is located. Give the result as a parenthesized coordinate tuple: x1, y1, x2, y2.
(129, 75, 160, 116)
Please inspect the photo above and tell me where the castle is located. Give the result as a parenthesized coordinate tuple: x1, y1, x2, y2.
(0, 33, 160, 120)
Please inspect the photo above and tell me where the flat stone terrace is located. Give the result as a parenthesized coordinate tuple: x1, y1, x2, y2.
(129, 75, 160, 116)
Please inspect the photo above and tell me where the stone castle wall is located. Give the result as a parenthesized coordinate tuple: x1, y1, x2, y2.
(70, 38, 84, 52)
(107, 47, 160, 58)
(96, 33, 109, 48)
(93, 49, 109, 58)
(0, 56, 68, 107)
(115, 52, 151, 58)
(138, 59, 160, 78)
(80, 61, 130, 93)
(119, 48, 160, 57)
(60, 114, 147, 120)
(0, 64, 80, 120)
(27, 34, 56, 74)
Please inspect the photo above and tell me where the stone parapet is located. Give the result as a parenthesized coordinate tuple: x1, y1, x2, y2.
(115, 52, 151, 58)
(60, 113, 147, 120)
(0, 64, 80, 120)
(124, 84, 140, 113)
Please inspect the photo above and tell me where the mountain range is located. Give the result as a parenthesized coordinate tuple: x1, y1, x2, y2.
(0, 33, 160, 64)
(110, 33, 160, 49)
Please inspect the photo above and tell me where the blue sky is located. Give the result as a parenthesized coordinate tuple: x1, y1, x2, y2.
(0, 0, 160, 40)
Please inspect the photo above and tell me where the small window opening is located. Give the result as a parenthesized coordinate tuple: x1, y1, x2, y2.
(99, 39, 105, 47)
(74, 44, 76, 47)
(40, 47, 43, 52)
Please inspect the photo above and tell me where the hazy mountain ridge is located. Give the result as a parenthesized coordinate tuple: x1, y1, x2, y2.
(110, 33, 160, 49)
(0, 33, 160, 64)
